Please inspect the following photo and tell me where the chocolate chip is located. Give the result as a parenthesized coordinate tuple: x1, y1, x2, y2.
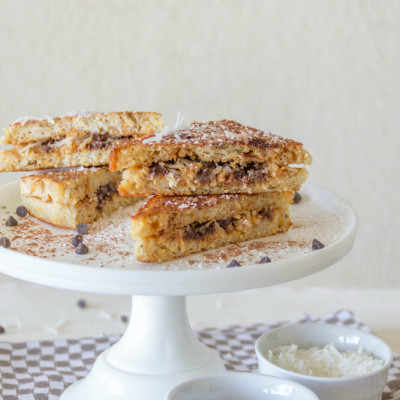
(227, 259, 241, 268)
(0, 325, 5, 334)
(5, 216, 18, 227)
(71, 235, 83, 247)
(41, 139, 55, 152)
(293, 192, 302, 204)
(121, 315, 129, 323)
(259, 208, 274, 220)
(0, 237, 11, 248)
(183, 226, 196, 240)
(75, 243, 89, 255)
(76, 223, 89, 235)
(150, 163, 169, 176)
(217, 218, 231, 230)
(312, 239, 325, 250)
(16, 206, 28, 217)
(87, 134, 109, 149)
(259, 256, 271, 264)
(77, 299, 87, 309)
(196, 164, 213, 182)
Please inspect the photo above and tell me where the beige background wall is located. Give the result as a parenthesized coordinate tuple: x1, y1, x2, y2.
(0, 0, 399, 287)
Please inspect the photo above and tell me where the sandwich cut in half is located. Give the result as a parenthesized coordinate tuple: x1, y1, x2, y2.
(110, 120, 312, 196)
(0, 111, 163, 171)
(131, 191, 294, 262)
(20, 167, 143, 229)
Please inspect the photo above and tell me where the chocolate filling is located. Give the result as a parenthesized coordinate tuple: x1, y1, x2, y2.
(38, 134, 129, 152)
(96, 183, 117, 210)
(148, 160, 268, 184)
(87, 134, 113, 150)
(149, 163, 169, 176)
(41, 139, 57, 153)
(182, 208, 274, 240)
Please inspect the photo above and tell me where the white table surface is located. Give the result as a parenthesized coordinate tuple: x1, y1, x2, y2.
(0, 274, 399, 355)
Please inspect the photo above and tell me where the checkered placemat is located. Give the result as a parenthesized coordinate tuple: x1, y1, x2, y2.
(0, 309, 399, 400)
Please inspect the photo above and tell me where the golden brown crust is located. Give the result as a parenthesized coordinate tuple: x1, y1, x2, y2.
(131, 192, 293, 237)
(20, 167, 122, 205)
(109, 120, 312, 171)
(117, 164, 308, 196)
(1, 111, 163, 145)
(22, 192, 140, 229)
(0, 135, 133, 171)
(131, 192, 294, 262)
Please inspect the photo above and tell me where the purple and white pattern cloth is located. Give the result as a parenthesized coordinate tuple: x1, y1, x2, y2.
(0, 309, 398, 400)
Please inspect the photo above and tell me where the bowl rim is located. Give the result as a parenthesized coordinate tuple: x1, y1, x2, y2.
(167, 371, 320, 399)
(255, 322, 393, 383)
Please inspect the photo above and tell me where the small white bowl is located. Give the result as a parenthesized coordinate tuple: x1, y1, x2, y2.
(255, 323, 393, 400)
(167, 372, 319, 400)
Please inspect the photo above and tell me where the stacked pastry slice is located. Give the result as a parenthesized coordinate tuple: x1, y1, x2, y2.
(0, 111, 163, 171)
(111, 120, 312, 262)
(1, 111, 162, 228)
(20, 167, 144, 229)
(131, 193, 294, 262)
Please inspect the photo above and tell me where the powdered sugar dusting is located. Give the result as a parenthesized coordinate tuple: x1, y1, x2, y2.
(11, 110, 97, 126)
(164, 193, 346, 271)
(12, 116, 43, 126)
(141, 119, 297, 149)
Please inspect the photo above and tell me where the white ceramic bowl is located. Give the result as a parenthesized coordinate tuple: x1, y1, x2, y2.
(255, 323, 393, 400)
(167, 372, 319, 400)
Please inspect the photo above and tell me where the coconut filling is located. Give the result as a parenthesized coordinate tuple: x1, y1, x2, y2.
(17, 134, 132, 155)
(144, 159, 286, 190)
(25, 182, 118, 210)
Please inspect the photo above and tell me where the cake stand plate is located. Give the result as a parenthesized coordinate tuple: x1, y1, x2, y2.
(0, 182, 357, 400)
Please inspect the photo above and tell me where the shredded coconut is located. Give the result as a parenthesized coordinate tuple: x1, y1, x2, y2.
(265, 343, 384, 378)
(143, 111, 185, 144)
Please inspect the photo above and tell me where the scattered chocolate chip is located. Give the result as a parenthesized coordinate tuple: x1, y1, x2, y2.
(16, 205, 28, 217)
(71, 235, 83, 247)
(0, 325, 5, 334)
(75, 243, 89, 255)
(121, 315, 129, 323)
(293, 192, 302, 204)
(0, 237, 11, 248)
(312, 239, 325, 250)
(5, 216, 18, 227)
(259, 256, 271, 264)
(227, 259, 241, 268)
(76, 223, 89, 235)
(77, 299, 87, 309)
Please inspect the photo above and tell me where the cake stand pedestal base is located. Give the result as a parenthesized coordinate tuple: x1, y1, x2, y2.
(60, 295, 225, 400)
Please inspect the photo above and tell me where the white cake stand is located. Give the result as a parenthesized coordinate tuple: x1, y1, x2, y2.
(0, 183, 357, 400)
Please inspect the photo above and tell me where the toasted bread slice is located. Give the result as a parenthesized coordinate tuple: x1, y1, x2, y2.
(0, 111, 163, 171)
(131, 192, 293, 262)
(21, 192, 139, 229)
(118, 164, 308, 196)
(2, 111, 163, 145)
(0, 135, 131, 171)
(20, 167, 143, 228)
(110, 120, 311, 195)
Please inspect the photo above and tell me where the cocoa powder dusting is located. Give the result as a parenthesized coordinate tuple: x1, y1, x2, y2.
(0, 195, 346, 272)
